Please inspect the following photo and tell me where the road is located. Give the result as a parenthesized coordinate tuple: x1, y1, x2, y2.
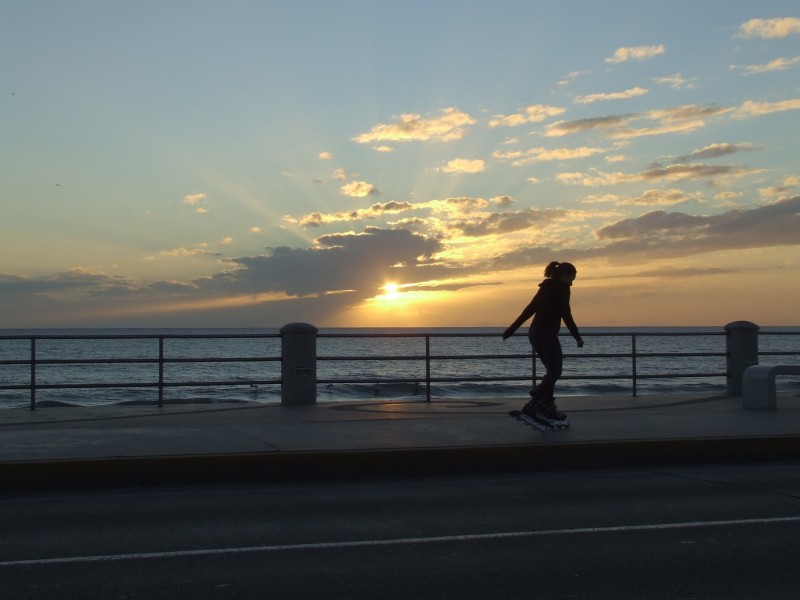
(3, 462, 800, 599)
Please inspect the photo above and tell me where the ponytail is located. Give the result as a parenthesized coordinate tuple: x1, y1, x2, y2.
(544, 261, 560, 277)
(544, 261, 577, 278)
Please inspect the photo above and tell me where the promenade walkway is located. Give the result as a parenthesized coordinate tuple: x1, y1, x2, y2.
(1, 393, 799, 490)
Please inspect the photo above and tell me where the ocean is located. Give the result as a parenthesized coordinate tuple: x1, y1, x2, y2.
(1, 327, 798, 409)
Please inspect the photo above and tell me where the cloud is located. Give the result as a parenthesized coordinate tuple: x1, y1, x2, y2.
(440, 158, 486, 174)
(619, 189, 703, 206)
(635, 163, 760, 183)
(555, 70, 589, 90)
(731, 56, 800, 75)
(5, 194, 800, 326)
(0, 269, 141, 300)
(448, 207, 570, 237)
(674, 142, 757, 162)
(216, 227, 444, 297)
(153, 247, 223, 259)
(293, 196, 516, 229)
(580, 189, 701, 207)
(649, 104, 730, 123)
(318, 152, 334, 160)
(183, 192, 209, 214)
(652, 73, 698, 90)
(491, 196, 800, 271)
(424, 197, 490, 217)
(734, 98, 800, 119)
(545, 104, 731, 139)
(297, 201, 416, 227)
(713, 191, 744, 202)
(353, 107, 476, 143)
(491, 195, 515, 208)
(488, 104, 566, 127)
(0, 228, 453, 326)
(574, 87, 648, 105)
(545, 115, 632, 137)
(625, 266, 736, 278)
(557, 163, 762, 187)
(605, 44, 665, 63)
(340, 181, 380, 197)
(594, 196, 800, 255)
(736, 17, 800, 39)
(494, 145, 607, 166)
(183, 192, 207, 206)
(758, 175, 800, 199)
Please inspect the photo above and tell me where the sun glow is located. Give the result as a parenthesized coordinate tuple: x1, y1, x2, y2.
(382, 282, 401, 300)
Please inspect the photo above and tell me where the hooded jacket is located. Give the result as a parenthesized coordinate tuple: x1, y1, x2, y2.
(529, 278, 581, 341)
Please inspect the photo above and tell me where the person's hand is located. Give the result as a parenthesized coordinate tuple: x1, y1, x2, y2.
(502, 328, 514, 341)
(577, 337, 584, 348)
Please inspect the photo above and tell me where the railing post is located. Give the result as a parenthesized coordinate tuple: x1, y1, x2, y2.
(425, 335, 432, 402)
(280, 323, 318, 406)
(631, 334, 638, 397)
(725, 321, 759, 396)
(30, 337, 36, 411)
(158, 336, 165, 408)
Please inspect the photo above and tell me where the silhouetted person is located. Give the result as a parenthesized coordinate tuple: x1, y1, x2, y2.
(503, 261, 584, 427)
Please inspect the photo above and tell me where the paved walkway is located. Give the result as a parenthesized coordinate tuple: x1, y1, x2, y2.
(1, 393, 799, 490)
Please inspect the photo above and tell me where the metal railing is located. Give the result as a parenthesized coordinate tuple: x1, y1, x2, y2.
(1, 328, 798, 409)
(0, 333, 281, 410)
(316, 331, 731, 402)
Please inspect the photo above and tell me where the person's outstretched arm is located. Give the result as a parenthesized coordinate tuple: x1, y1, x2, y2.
(502, 298, 536, 340)
(559, 288, 584, 347)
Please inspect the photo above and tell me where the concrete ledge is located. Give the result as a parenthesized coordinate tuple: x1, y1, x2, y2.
(4, 435, 800, 492)
(743, 365, 800, 410)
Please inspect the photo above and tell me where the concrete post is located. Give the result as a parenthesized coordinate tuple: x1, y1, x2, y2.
(280, 323, 318, 406)
(724, 321, 759, 396)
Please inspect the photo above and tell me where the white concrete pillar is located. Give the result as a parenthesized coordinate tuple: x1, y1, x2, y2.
(724, 321, 759, 396)
(280, 323, 318, 406)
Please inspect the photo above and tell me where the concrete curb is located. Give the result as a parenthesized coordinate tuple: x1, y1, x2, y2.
(3, 435, 800, 492)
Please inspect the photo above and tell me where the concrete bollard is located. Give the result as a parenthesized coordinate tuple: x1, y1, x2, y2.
(280, 322, 318, 406)
(724, 321, 759, 396)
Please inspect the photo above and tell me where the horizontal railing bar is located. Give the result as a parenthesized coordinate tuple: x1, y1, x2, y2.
(160, 380, 281, 388)
(0, 352, 730, 367)
(11, 358, 160, 366)
(162, 357, 281, 364)
(0, 334, 281, 341)
(3, 379, 282, 391)
(318, 355, 424, 361)
(318, 371, 728, 385)
(4, 370, 729, 392)
(0, 357, 281, 366)
(759, 332, 800, 336)
(318, 352, 727, 362)
(319, 331, 729, 338)
(633, 372, 729, 379)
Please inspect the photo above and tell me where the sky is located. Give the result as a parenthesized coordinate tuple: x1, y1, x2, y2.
(2, 1, 800, 329)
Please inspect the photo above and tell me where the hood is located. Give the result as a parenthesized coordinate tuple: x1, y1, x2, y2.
(538, 277, 562, 289)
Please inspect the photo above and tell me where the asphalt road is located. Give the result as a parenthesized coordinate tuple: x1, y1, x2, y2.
(3, 463, 800, 599)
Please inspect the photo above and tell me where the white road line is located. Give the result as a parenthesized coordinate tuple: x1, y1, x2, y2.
(3, 515, 800, 568)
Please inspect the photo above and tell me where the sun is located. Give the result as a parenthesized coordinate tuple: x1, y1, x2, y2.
(381, 282, 401, 300)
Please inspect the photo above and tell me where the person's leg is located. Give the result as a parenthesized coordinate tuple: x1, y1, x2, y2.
(529, 324, 563, 403)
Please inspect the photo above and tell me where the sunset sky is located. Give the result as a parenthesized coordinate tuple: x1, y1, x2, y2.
(2, 1, 799, 329)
